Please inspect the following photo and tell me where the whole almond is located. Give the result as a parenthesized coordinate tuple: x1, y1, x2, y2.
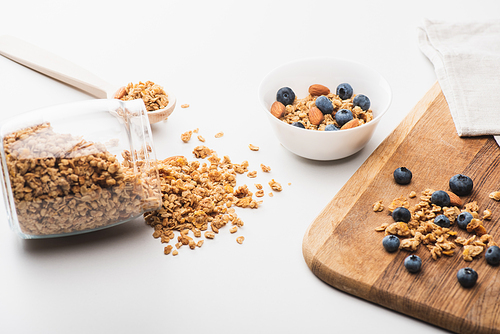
(309, 107, 324, 125)
(340, 118, 360, 130)
(309, 84, 330, 96)
(113, 86, 127, 99)
(446, 191, 463, 207)
(270, 101, 286, 118)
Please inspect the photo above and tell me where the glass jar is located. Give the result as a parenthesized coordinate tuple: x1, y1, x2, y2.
(0, 99, 162, 239)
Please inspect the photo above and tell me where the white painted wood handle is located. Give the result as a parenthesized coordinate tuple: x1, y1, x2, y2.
(0, 35, 114, 98)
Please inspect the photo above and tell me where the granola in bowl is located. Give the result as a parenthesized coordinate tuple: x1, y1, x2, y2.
(117, 81, 169, 112)
(274, 84, 374, 131)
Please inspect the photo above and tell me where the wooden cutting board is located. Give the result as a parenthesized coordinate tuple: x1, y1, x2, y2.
(302, 82, 500, 334)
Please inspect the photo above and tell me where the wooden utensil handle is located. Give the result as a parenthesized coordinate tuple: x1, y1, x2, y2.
(0, 35, 113, 98)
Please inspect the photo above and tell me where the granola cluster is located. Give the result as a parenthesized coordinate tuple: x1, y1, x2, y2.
(490, 191, 500, 201)
(144, 146, 283, 255)
(281, 93, 373, 130)
(118, 81, 169, 112)
(3, 123, 161, 236)
(374, 189, 497, 262)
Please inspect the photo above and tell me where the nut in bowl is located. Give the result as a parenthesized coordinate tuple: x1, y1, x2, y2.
(258, 57, 392, 160)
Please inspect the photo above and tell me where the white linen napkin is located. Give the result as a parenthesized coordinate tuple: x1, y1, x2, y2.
(417, 19, 500, 142)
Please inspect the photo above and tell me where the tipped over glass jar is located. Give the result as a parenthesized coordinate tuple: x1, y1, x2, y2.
(0, 99, 162, 239)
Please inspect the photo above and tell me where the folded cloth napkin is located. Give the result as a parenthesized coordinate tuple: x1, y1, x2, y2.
(417, 19, 500, 138)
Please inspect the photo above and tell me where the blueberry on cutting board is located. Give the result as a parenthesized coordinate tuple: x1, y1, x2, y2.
(392, 207, 411, 223)
(393, 167, 412, 185)
(404, 255, 422, 273)
(382, 235, 400, 252)
(457, 267, 478, 288)
(449, 174, 473, 196)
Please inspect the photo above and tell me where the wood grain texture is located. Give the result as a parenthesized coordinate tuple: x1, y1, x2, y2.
(302, 82, 500, 334)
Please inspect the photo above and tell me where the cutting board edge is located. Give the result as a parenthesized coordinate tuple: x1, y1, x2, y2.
(306, 243, 499, 334)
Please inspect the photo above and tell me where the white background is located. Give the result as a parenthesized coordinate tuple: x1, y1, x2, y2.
(1, 1, 499, 333)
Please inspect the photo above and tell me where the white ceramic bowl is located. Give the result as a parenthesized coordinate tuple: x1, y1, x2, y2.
(258, 57, 392, 160)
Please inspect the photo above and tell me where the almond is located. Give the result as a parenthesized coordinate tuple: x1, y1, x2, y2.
(113, 86, 127, 99)
(446, 191, 463, 207)
(340, 118, 360, 130)
(309, 107, 324, 125)
(308, 84, 330, 96)
(270, 101, 286, 118)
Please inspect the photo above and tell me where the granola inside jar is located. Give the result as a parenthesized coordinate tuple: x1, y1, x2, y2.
(0, 99, 162, 238)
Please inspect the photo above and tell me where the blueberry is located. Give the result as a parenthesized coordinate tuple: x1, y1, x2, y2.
(336, 83, 353, 100)
(457, 267, 478, 288)
(353, 94, 371, 110)
(449, 174, 473, 196)
(393, 167, 412, 185)
(335, 109, 353, 127)
(382, 235, 400, 253)
(292, 121, 305, 129)
(430, 190, 450, 207)
(392, 207, 411, 223)
(276, 87, 296, 106)
(404, 255, 422, 273)
(434, 214, 451, 228)
(485, 245, 500, 266)
(324, 124, 339, 131)
(456, 211, 473, 230)
(315, 96, 334, 115)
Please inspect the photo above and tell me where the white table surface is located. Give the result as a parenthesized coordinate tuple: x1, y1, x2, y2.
(1, 1, 499, 333)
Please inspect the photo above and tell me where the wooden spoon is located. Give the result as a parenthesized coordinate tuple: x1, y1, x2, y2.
(0, 35, 176, 124)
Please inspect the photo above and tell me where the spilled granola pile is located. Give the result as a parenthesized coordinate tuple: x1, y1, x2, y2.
(144, 137, 283, 256)
(374, 189, 497, 262)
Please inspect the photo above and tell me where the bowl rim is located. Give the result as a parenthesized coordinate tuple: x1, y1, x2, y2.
(258, 56, 392, 134)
